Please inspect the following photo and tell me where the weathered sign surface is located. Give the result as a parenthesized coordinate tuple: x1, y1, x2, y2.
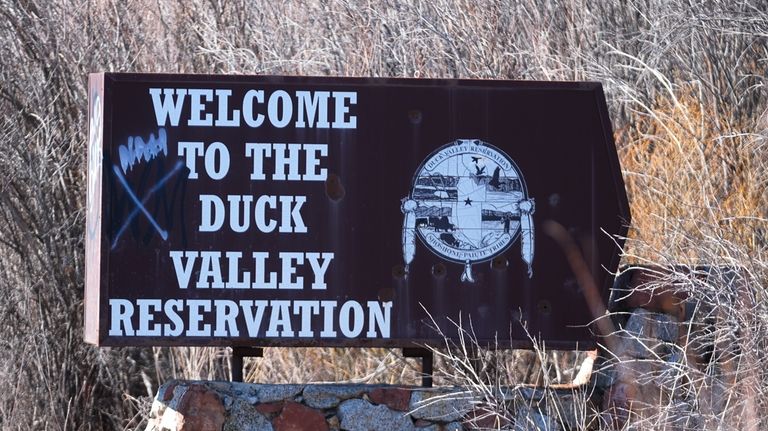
(85, 73, 630, 348)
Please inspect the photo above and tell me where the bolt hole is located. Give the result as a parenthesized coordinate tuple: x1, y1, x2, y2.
(325, 173, 346, 201)
(408, 109, 422, 124)
(392, 265, 406, 279)
(431, 263, 446, 278)
(537, 300, 552, 316)
(491, 256, 508, 270)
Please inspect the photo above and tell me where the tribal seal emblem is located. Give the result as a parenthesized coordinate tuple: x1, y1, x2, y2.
(401, 139, 535, 282)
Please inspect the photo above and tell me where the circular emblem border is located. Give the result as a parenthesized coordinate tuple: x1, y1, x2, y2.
(408, 139, 529, 265)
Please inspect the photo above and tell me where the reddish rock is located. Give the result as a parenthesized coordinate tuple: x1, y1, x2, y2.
(273, 401, 328, 431)
(368, 387, 411, 411)
(464, 407, 510, 429)
(614, 268, 686, 321)
(161, 382, 178, 401)
(256, 401, 285, 416)
(175, 384, 226, 431)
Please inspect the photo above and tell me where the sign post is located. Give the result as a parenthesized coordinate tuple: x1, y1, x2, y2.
(85, 73, 630, 349)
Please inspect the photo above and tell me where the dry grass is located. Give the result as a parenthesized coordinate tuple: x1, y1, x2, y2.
(0, 0, 766, 429)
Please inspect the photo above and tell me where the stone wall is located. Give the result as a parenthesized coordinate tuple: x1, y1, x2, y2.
(146, 268, 720, 430)
(145, 381, 594, 431)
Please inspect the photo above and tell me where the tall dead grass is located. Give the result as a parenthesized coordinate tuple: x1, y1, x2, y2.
(0, 0, 766, 429)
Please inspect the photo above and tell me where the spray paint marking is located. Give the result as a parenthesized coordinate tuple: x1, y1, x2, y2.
(118, 128, 168, 174)
(111, 160, 184, 249)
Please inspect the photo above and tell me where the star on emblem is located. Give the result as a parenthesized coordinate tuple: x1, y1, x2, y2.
(464, 197, 472, 206)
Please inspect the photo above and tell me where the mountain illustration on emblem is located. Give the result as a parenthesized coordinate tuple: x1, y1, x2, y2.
(401, 139, 535, 282)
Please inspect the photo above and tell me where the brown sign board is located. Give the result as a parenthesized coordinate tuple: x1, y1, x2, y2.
(84, 73, 630, 349)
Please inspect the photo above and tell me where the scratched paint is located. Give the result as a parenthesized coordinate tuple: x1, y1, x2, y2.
(86, 92, 103, 239)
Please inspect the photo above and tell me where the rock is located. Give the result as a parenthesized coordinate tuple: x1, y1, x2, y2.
(154, 384, 189, 431)
(612, 269, 686, 321)
(231, 382, 260, 405)
(206, 381, 234, 392)
(145, 381, 583, 431)
(409, 390, 473, 422)
(256, 385, 305, 403)
(255, 401, 285, 417)
(273, 401, 328, 431)
(514, 406, 560, 431)
(159, 381, 179, 402)
(175, 384, 227, 431)
(608, 308, 682, 360)
(591, 364, 616, 389)
(614, 334, 669, 361)
(338, 398, 415, 431)
(368, 387, 412, 412)
(622, 308, 680, 354)
(148, 381, 184, 428)
(326, 415, 340, 431)
(602, 381, 637, 428)
(224, 400, 273, 431)
(303, 385, 366, 409)
(464, 407, 510, 430)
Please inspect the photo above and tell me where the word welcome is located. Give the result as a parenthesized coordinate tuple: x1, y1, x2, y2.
(150, 88, 357, 129)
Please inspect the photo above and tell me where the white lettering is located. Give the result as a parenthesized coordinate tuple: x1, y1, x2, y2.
(266, 300, 294, 337)
(339, 300, 364, 337)
(197, 251, 224, 289)
(187, 300, 211, 336)
(320, 300, 337, 337)
(137, 299, 162, 336)
(149, 88, 187, 127)
(164, 299, 184, 336)
(109, 299, 134, 336)
(245, 143, 270, 180)
(214, 300, 240, 336)
(178, 141, 204, 179)
(279, 195, 307, 233)
(188, 89, 214, 126)
(296, 91, 330, 128)
(199, 195, 224, 232)
(241, 300, 268, 336)
(242, 90, 265, 127)
(252, 252, 277, 289)
(204, 142, 230, 180)
(214, 89, 240, 127)
(225, 251, 251, 289)
(267, 90, 293, 128)
(293, 300, 319, 337)
(279, 252, 304, 289)
(170, 251, 198, 289)
(332, 91, 357, 128)
(306, 252, 334, 290)
(366, 301, 392, 338)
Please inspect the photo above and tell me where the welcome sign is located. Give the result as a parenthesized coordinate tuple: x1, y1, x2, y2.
(84, 73, 629, 348)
